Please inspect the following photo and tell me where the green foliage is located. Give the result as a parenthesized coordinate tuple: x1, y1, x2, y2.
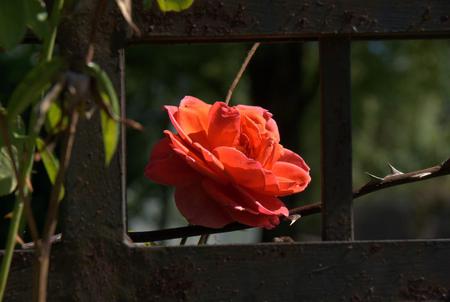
(86, 62, 120, 166)
(156, 0, 193, 12)
(36, 138, 64, 201)
(25, 0, 50, 40)
(7, 58, 65, 123)
(0, 108, 25, 197)
(45, 101, 67, 134)
(0, 0, 27, 50)
(0, 146, 17, 197)
(0, 0, 49, 50)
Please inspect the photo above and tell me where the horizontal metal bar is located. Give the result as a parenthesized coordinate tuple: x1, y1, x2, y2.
(4, 240, 450, 301)
(130, 0, 450, 43)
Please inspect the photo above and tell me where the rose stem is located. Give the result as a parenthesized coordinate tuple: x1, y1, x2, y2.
(225, 42, 261, 105)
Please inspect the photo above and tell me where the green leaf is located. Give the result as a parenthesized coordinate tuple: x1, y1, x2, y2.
(0, 146, 18, 197)
(36, 138, 64, 201)
(156, 0, 193, 12)
(45, 101, 67, 134)
(0, 108, 26, 154)
(7, 58, 64, 122)
(25, 0, 50, 40)
(86, 62, 120, 166)
(0, 0, 27, 49)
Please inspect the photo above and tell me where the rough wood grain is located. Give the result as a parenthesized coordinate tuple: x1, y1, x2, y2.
(130, 0, 450, 43)
(123, 240, 450, 301)
(320, 38, 353, 241)
(4, 240, 450, 301)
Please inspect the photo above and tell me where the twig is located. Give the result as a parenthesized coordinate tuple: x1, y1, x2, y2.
(33, 80, 65, 134)
(33, 109, 79, 302)
(225, 42, 260, 105)
(96, 96, 143, 131)
(128, 158, 450, 242)
(197, 234, 209, 245)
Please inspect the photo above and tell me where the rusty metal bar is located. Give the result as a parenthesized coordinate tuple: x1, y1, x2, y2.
(5, 240, 450, 301)
(320, 38, 353, 241)
(130, 0, 450, 43)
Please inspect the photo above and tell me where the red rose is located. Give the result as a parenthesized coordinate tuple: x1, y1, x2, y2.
(145, 96, 311, 229)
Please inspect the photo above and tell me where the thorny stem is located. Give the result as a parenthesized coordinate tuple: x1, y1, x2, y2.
(128, 158, 450, 242)
(225, 43, 260, 105)
(33, 109, 79, 302)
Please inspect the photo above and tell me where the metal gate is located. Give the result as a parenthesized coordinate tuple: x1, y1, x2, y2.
(4, 1, 450, 300)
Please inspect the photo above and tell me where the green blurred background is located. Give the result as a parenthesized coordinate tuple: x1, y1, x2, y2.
(1, 40, 450, 245)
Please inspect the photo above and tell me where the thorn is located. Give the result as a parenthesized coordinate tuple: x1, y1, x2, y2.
(273, 236, 295, 243)
(287, 214, 301, 226)
(442, 158, 450, 168)
(365, 172, 383, 181)
(388, 163, 403, 175)
(413, 172, 432, 179)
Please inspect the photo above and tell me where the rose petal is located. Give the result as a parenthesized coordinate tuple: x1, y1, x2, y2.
(279, 148, 310, 172)
(164, 131, 218, 180)
(236, 104, 280, 142)
(175, 183, 233, 228)
(237, 187, 289, 217)
(177, 96, 211, 145)
(145, 138, 200, 186)
(202, 179, 284, 229)
(207, 102, 241, 148)
(213, 146, 277, 192)
(165, 105, 192, 144)
(272, 161, 311, 195)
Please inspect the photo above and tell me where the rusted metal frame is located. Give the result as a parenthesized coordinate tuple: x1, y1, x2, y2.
(4, 239, 450, 301)
(319, 37, 353, 241)
(129, 0, 450, 44)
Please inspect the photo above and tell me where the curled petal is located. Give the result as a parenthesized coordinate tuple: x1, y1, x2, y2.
(164, 130, 222, 183)
(177, 96, 211, 145)
(202, 179, 286, 229)
(164, 105, 191, 144)
(238, 188, 289, 217)
(207, 102, 240, 148)
(272, 161, 311, 196)
(213, 146, 277, 192)
(175, 183, 233, 228)
(279, 148, 310, 172)
(145, 138, 200, 186)
(236, 104, 280, 142)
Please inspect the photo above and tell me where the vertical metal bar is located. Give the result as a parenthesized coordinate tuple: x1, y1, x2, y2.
(119, 48, 128, 236)
(59, 3, 126, 245)
(319, 37, 353, 241)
